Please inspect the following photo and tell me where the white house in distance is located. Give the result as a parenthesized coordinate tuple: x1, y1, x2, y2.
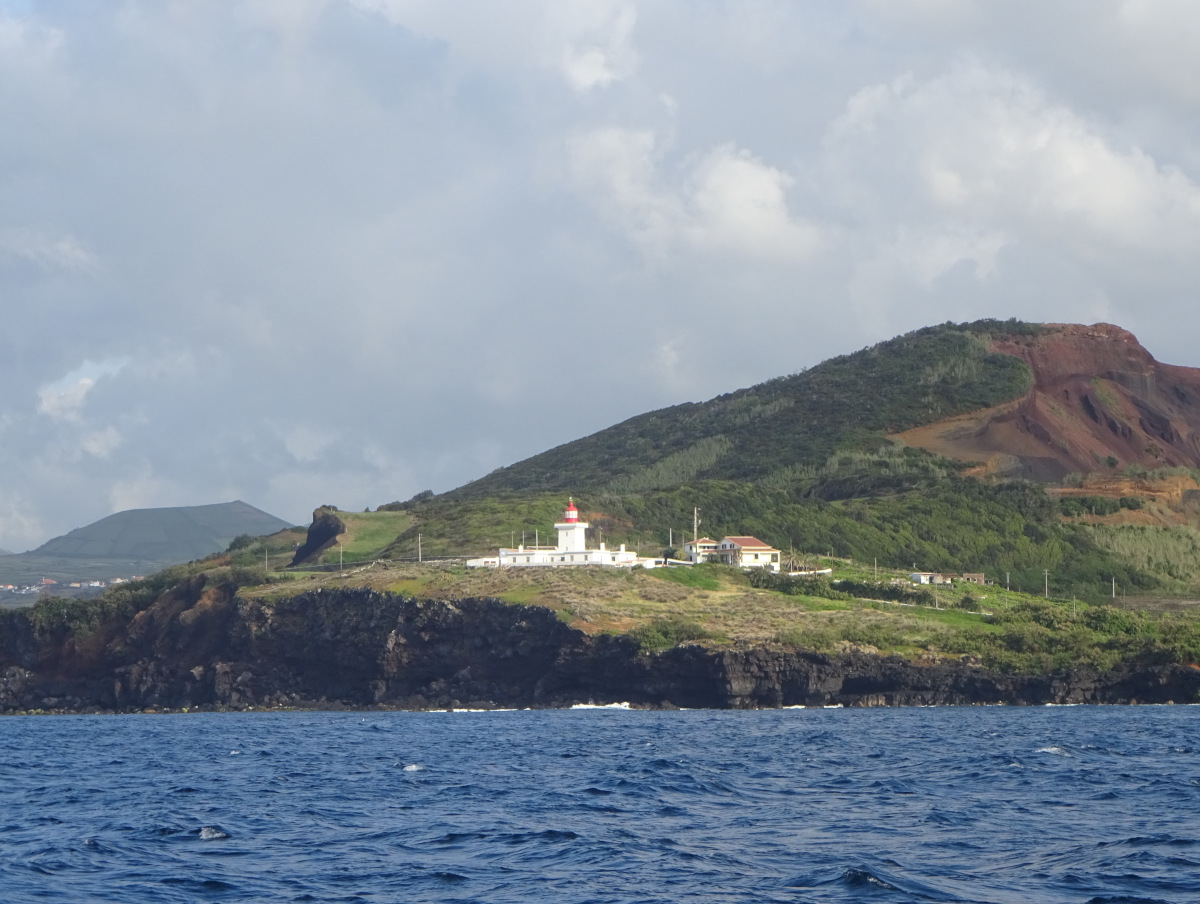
(684, 535, 781, 572)
(467, 500, 660, 569)
(683, 537, 720, 563)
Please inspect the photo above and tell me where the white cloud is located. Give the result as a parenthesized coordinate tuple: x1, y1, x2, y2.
(569, 130, 817, 260)
(559, 2, 637, 91)
(36, 359, 129, 424)
(685, 145, 820, 260)
(825, 64, 1200, 253)
(37, 377, 94, 423)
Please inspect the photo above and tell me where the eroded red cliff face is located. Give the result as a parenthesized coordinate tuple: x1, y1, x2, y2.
(896, 323, 1200, 480)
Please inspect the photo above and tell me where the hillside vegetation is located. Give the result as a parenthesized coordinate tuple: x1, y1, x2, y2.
(448, 319, 1038, 498)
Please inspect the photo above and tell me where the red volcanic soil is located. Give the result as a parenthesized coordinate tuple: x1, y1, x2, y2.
(894, 323, 1200, 482)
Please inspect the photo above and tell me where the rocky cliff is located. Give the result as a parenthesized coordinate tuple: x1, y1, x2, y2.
(2, 582, 1197, 713)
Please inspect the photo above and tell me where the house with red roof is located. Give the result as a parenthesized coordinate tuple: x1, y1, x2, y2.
(715, 536, 781, 572)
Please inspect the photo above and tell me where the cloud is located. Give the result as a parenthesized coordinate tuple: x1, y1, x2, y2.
(36, 359, 129, 424)
(558, 2, 637, 91)
(568, 130, 817, 260)
(825, 64, 1200, 253)
(37, 377, 95, 423)
(685, 145, 820, 259)
(82, 426, 122, 459)
(0, 228, 98, 273)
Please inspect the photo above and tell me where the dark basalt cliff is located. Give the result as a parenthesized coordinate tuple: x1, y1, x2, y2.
(2, 581, 1197, 713)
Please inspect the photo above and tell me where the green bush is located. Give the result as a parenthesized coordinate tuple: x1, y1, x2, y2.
(630, 617, 712, 652)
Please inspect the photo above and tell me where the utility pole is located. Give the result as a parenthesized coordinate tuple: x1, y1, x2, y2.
(1112, 577, 1116, 599)
(418, 532, 422, 563)
(339, 542, 343, 573)
(1044, 569, 1049, 599)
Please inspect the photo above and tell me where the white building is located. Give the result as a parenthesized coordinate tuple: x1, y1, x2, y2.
(682, 537, 720, 563)
(684, 535, 781, 572)
(910, 572, 950, 585)
(467, 500, 659, 569)
(715, 536, 781, 572)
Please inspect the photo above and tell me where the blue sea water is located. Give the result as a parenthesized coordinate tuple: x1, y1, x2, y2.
(1, 706, 1198, 903)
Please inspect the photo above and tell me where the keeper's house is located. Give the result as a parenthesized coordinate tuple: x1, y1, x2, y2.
(684, 535, 781, 572)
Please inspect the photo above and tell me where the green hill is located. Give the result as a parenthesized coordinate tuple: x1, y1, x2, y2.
(450, 319, 1038, 498)
(31, 501, 291, 560)
(0, 501, 293, 591)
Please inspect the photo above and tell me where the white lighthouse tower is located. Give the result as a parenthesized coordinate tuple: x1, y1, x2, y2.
(555, 498, 589, 552)
(466, 498, 652, 569)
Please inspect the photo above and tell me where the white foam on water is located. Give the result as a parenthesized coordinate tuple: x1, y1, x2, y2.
(199, 826, 230, 841)
(229, 750, 240, 755)
(570, 702, 632, 710)
(402, 764, 424, 772)
(1035, 746, 1071, 756)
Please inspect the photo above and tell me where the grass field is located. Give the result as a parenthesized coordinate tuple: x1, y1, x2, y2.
(315, 511, 414, 564)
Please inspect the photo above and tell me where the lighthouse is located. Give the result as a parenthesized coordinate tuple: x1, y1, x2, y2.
(466, 497, 648, 569)
(555, 498, 589, 552)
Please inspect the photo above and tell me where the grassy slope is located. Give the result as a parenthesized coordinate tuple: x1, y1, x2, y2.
(442, 320, 1039, 498)
(313, 511, 414, 564)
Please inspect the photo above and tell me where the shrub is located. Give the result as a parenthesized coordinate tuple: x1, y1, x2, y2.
(957, 593, 981, 611)
(226, 534, 256, 552)
(630, 617, 712, 652)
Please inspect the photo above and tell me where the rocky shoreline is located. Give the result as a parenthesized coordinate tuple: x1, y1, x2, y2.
(2, 581, 1198, 713)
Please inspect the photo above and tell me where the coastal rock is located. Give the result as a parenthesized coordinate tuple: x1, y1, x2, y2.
(290, 507, 346, 566)
(0, 587, 1197, 712)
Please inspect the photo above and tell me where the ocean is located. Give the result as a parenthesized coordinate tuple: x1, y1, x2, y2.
(1, 706, 1197, 903)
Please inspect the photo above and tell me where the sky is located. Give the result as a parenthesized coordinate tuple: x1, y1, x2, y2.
(3, 0, 1200, 549)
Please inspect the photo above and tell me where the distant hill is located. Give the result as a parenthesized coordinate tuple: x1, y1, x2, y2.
(0, 501, 292, 591)
(30, 501, 290, 560)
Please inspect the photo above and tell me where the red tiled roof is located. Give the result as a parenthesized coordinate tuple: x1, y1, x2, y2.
(721, 536, 776, 549)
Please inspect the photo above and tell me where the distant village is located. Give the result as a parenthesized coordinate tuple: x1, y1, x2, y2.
(0, 575, 144, 598)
